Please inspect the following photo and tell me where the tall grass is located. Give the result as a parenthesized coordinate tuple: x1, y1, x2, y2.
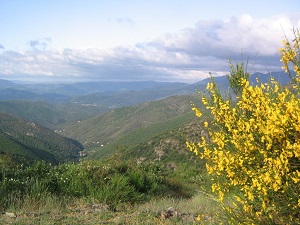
(0, 158, 204, 212)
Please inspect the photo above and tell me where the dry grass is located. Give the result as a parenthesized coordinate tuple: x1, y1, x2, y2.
(0, 192, 222, 225)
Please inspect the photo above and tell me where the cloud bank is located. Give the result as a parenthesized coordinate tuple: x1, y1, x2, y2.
(0, 14, 299, 82)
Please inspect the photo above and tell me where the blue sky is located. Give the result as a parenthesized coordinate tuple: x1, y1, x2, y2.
(0, 0, 299, 82)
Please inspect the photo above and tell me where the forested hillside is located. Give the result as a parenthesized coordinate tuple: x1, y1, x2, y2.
(0, 112, 83, 165)
(61, 95, 201, 148)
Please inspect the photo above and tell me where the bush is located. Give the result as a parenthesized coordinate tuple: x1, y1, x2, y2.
(0, 158, 193, 211)
(187, 29, 300, 224)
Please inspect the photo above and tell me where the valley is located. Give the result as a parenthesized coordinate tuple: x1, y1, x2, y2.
(0, 71, 291, 224)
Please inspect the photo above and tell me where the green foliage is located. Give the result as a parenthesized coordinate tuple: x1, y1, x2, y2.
(0, 158, 200, 211)
(226, 59, 251, 96)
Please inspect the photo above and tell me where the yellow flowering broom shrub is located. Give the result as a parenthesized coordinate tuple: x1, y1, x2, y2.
(187, 29, 300, 224)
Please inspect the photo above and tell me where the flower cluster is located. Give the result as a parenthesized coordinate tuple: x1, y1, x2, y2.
(187, 30, 300, 224)
(279, 29, 300, 85)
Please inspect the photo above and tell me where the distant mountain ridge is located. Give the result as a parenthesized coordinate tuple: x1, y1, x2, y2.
(0, 71, 291, 130)
(198, 71, 292, 88)
(0, 80, 192, 96)
(0, 71, 291, 102)
(0, 80, 198, 129)
(0, 79, 18, 89)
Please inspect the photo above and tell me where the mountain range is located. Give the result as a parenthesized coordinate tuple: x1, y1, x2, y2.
(0, 70, 293, 165)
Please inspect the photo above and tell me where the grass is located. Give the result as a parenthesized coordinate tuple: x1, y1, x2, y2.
(0, 156, 223, 224)
(0, 192, 222, 225)
(135, 191, 221, 223)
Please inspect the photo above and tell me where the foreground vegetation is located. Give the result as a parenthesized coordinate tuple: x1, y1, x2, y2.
(0, 93, 212, 224)
(0, 159, 198, 210)
(0, 191, 220, 224)
(0, 157, 215, 224)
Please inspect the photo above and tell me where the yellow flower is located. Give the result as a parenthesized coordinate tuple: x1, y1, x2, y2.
(187, 30, 300, 223)
(192, 107, 202, 117)
(204, 121, 208, 128)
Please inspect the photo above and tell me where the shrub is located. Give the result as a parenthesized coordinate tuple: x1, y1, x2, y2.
(187, 29, 300, 224)
(0, 158, 193, 211)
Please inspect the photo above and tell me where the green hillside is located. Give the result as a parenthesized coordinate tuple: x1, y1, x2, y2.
(0, 100, 105, 129)
(90, 112, 198, 159)
(66, 93, 210, 168)
(0, 92, 198, 130)
(0, 133, 58, 165)
(0, 112, 83, 165)
(62, 95, 200, 148)
(0, 100, 68, 129)
(0, 94, 203, 166)
(123, 119, 205, 163)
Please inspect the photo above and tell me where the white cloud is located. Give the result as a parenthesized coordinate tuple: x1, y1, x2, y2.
(0, 14, 299, 82)
(151, 14, 299, 57)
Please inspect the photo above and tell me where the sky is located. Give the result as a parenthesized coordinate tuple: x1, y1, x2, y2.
(0, 0, 299, 83)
